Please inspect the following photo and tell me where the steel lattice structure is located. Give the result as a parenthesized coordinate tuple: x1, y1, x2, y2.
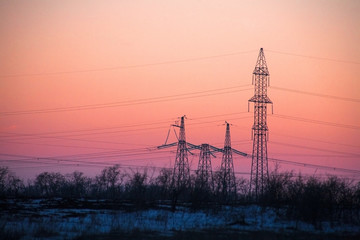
(172, 116, 190, 189)
(158, 115, 247, 194)
(220, 122, 236, 196)
(248, 48, 273, 197)
(196, 143, 214, 190)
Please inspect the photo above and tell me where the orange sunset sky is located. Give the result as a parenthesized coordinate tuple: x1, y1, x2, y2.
(1, 0, 360, 180)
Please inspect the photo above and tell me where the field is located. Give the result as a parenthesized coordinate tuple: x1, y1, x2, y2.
(1, 198, 359, 240)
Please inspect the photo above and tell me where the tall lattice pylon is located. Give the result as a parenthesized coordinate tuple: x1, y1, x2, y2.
(220, 122, 236, 197)
(196, 144, 214, 190)
(172, 116, 190, 190)
(248, 48, 273, 198)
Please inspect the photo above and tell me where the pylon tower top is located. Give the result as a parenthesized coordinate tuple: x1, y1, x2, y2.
(177, 115, 186, 142)
(249, 48, 272, 105)
(253, 48, 269, 76)
(224, 122, 231, 148)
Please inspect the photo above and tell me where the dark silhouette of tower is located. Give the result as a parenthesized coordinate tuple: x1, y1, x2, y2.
(172, 115, 190, 189)
(196, 143, 213, 190)
(248, 48, 272, 198)
(220, 122, 236, 197)
(157, 115, 192, 210)
(158, 115, 247, 209)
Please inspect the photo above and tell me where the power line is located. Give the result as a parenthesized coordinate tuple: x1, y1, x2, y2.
(4, 154, 360, 176)
(0, 139, 125, 151)
(7, 161, 360, 182)
(2, 143, 360, 175)
(267, 49, 360, 65)
(0, 150, 173, 167)
(0, 111, 249, 139)
(271, 114, 360, 130)
(1, 145, 172, 161)
(8, 162, 360, 182)
(2, 49, 357, 79)
(271, 132, 360, 149)
(268, 157, 360, 174)
(1, 112, 358, 157)
(0, 113, 252, 144)
(0, 120, 170, 137)
(270, 141, 360, 157)
(0, 127, 165, 143)
(0, 50, 258, 78)
(269, 153, 358, 158)
(0, 153, 171, 166)
(0, 85, 252, 116)
(271, 86, 360, 103)
(0, 147, 158, 160)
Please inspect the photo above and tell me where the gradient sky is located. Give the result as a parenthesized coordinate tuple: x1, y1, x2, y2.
(1, 0, 360, 180)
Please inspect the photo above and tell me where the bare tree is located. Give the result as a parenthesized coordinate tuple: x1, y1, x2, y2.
(94, 165, 123, 198)
(65, 171, 91, 198)
(126, 170, 148, 208)
(0, 166, 24, 198)
(35, 172, 65, 197)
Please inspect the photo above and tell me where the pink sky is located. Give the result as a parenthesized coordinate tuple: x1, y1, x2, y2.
(1, 0, 359, 180)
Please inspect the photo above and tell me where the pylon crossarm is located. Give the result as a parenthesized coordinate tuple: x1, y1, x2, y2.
(208, 144, 247, 157)
(248, 95, 272, 104)
(209, 145, 223, 153)
(186, 142, 201, 150)
(232, 149, 247, 157)
(157, 142, 177, 149)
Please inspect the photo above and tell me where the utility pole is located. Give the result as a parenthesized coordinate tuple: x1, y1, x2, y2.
(220, 122, 236, 198)
(248, 48, 273, 198)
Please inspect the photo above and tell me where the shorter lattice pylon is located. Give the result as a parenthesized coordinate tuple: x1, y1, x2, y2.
(172, 116, 191, 190)
(196, 144, 214, 191)
(220, 122, 237, 198)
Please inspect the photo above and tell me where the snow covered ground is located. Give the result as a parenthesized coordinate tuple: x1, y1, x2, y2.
(1, 199, 359, 239)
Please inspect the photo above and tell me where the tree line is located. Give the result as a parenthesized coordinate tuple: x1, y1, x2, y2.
(1, 165, 360, 226)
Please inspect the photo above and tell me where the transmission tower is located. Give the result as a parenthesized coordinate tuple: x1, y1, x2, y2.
(248, 48, 273, 198)
(220, 122, 236, 197)
(172, 115, 191, 190)
(196, 143, 214, 190)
